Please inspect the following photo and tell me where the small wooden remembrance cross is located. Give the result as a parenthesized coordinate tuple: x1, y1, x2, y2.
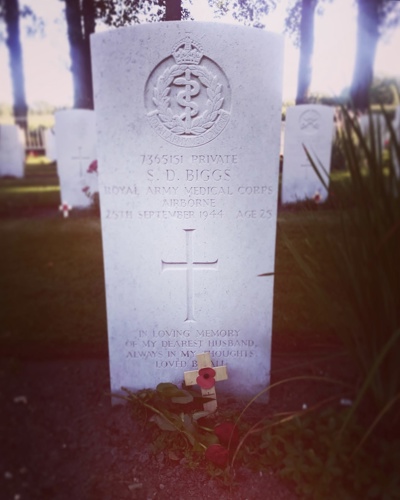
(184, 352, 228, 413)
(59, 202, 72, 218)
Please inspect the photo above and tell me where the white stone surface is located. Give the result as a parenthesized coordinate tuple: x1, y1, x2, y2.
(358, 113, 387, 154)
(281, 104, 335, 203)
(54, 109, 97, 208)
(44, 127, 57, 162)
(280, 121, 286, 156)
(91, 22, 284, 399)
(0, 124, 24, 178)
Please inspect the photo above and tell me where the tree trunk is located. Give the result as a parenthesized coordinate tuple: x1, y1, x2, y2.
(350, 0, 380, 111)
(4, 0, 28, 130)
(296, 0, 317, 105)
(65, 0, 94, 109)
(165, 0, 181, 21)
(82, 0, 95, 108)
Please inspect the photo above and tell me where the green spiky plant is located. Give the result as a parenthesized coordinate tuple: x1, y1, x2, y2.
(283, 105, 400, 429)
(119, 110, 400, 496)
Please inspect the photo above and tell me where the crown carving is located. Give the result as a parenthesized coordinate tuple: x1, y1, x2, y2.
(172, 36, 203, 65)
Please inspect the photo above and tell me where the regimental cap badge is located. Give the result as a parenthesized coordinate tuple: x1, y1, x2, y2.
(172, 36, 203, 65)
(145, 33, 231, 147)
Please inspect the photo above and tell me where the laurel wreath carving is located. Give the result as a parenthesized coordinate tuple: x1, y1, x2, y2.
(152, 64, 224, 135)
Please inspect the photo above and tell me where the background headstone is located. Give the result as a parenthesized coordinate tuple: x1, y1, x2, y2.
(91, 22, 283, 399)
(0, 124, 25, 178)
(358, 112, 387, 155)
(54, 109, 97, 208)
(281, 104, 335, 203)
(44, 127, 57, 163)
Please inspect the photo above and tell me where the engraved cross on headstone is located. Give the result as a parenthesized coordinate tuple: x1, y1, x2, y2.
(71, 146, 90, 177)
(161, 229, 218, 322)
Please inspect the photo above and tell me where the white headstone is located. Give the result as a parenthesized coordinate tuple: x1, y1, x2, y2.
(54, 109, 97, 208)
(0, 124, 25, 178)
(281, 104, 335, 203)
(91, 22, 284, 400)
(358, 113, 387, 155)
(44, 127, 57, 162)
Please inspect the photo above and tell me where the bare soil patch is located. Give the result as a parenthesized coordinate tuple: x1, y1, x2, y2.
(0, 341, 351, 500)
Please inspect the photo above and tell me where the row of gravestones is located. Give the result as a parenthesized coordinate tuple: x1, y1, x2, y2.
(2, 106, 399, 211)
(0, 111, 98, 210)
(1, 22, 400, 405)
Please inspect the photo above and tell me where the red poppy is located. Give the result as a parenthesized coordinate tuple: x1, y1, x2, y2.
(313, 191, 321, 204)
(87, 160, 98, 173)
(214, 422, 239, 449)
(196, 367, 216, 389)
(205, 444, 229, 467)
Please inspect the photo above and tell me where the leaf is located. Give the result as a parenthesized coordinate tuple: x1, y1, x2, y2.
(191, 127, 206, 134)
(156, 382, 180, 394)
(191, 116, 201, 127)
(192, 410, 210, 421)
(156, 383, 193, 404)
(150, 414, 178, 432)
(200, 432, 220, 447)
(171, 126, 185, 134)
(171, 393, 194, 404)
(158, 114, 171, 123)
(213, 97, 224, 111)
(182, 414, 196, 445)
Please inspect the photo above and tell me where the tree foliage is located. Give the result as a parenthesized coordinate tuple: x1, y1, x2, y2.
(350, 0, 400, 110)
(96, 0, 190, 27)
(64, 0, 95, 109)
(208, 0, 317, 103)
(207, 0, 277, 28)
(0, 0, 27, 128)
(284, 0, 331, 46)
(0, 0, 45, 127)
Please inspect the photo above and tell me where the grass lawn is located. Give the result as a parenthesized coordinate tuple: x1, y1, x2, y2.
(0, 161, 348, 352)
